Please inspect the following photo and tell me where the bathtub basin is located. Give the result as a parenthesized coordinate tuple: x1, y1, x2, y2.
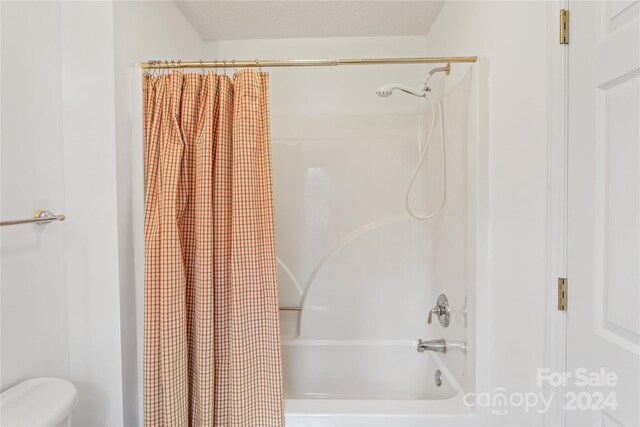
(282, 340, 474, 426)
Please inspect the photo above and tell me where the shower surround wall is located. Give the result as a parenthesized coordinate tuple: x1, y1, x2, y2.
(201, 37, 477, 423)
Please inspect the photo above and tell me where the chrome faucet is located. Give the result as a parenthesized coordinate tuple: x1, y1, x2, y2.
(417, 338, 468, 353)
(417, 338, 447, 353)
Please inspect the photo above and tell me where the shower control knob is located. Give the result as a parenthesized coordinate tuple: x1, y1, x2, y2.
(427, 308, 440, 324)
(426, 294, 450, 327)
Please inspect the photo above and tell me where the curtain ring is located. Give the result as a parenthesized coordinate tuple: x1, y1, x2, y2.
(176, 60, 182, 73)
(232, 59, 237, 74)
(255, 59, 262, 73)
(223, 59, 228, 76)
(199, 59, 205, 74)
(164, 60, 169, 76)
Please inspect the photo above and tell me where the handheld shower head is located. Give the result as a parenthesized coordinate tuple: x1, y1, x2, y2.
(376, 84, 426, 98)
(377, 63, 452, 97)
(376, 65, 450, 221)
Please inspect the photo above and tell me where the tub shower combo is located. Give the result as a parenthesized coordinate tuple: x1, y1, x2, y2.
(268, 59, 478, 424)
(138, 55, 481, 425)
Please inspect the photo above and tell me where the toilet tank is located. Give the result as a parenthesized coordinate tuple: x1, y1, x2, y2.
(0, 378, 77, 427)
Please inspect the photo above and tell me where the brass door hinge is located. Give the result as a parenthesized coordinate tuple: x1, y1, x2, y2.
(560, 9, 569, 44)
(558, 277, 568, 311)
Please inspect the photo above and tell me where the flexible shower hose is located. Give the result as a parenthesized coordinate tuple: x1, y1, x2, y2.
(405, 90, 446, 220)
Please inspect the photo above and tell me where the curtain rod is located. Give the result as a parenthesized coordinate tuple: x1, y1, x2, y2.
(141, 56, 478, 69)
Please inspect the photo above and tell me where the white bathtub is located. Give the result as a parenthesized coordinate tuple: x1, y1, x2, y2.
(282, 341, 474, 426)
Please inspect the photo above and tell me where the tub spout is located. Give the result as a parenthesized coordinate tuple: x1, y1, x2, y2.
(417, 339, 467, 354)
(417, 338, 447, 353)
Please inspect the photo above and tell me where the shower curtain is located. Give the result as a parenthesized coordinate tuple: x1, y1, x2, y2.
(143, 69, 284, 426)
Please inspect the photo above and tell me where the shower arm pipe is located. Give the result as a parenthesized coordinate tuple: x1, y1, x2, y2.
(141, 56, 478, 69)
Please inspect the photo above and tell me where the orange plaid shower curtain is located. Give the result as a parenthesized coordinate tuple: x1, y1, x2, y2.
(143, 69, 284, 426)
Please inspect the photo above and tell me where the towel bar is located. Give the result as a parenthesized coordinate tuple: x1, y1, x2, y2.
(0, 210, 65, 227)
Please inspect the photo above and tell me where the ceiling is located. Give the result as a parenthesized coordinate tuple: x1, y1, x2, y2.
(174, 1, 446, 41)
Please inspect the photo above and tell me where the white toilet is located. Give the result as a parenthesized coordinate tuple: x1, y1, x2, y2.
(0, 378, 77, 427)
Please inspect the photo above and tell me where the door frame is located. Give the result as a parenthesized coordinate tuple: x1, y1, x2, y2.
(546, 0, 569, 426)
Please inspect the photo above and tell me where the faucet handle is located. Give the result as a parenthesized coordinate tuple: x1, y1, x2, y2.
(426, 294, 450, 327)
(427, 307, 440, 324)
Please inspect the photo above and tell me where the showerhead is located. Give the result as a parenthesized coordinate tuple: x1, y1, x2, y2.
(376, 63, 451, 97)
(376, 84, 426, 98)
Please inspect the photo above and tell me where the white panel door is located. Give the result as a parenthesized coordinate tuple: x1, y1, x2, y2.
(567, 1, 640, 426)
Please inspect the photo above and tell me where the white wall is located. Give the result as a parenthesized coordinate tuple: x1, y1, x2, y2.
(1, 0, 69, 391)
(2, 1, 202, 425)
(1, 2, 125, 425)
(112, 2, 202, 424)
(60, 2, 124, 425)
(424, 2, 550, 426)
